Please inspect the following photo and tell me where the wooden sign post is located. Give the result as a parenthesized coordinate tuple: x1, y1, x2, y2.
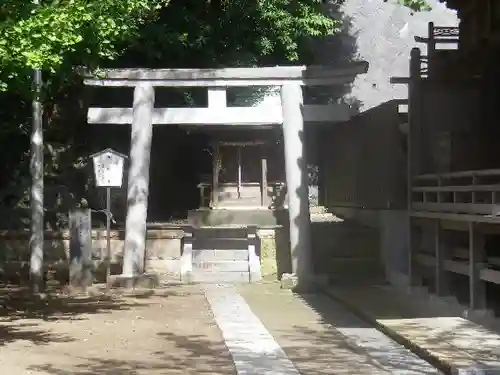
(90, 148, 128, 283)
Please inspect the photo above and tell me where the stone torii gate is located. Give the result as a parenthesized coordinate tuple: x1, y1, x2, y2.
(83, 63, 368, 288)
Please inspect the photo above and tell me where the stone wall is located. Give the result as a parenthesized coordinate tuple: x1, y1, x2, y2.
(311, 220, 383, 285)
(0, 227, 286, 284)
(0, 228, 184, 283)
(259, 220, 384, 285)
(258, 227, 290, 281)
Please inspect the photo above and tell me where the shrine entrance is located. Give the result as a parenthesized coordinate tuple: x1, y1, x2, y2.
(82, 63, 368, 286)
(204, 135, 285, 210)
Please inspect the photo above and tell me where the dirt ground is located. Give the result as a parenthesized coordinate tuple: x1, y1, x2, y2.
(0, 284, 236, 375)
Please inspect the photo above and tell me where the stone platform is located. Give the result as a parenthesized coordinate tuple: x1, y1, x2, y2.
(324, 284, 500, 374)
(187, 208, 287, 227)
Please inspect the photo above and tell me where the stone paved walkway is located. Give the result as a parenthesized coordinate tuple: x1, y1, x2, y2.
(236, 283, 441, 375)
(205, 284, 300, 375)
(325, 285, 500, 374)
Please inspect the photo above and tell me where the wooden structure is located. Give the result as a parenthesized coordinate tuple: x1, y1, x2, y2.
(438, 0, 500, 76)
(395, 19, 500, 311)
(83, 63, 368, 285)
(198, 138, 285, 209)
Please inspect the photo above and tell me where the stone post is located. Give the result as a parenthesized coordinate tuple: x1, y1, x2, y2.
(180, 226, 194, 283)
(247, 226, 262, 282)
(280, 83, 313, 290)
(69, 209, 93, 290)
(122, 84, 155, 278)
(469, 222, 486, 310)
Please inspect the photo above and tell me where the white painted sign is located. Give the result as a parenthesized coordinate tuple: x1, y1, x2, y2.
(91, 149, 126, 187)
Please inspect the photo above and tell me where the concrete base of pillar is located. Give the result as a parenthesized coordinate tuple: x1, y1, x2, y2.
(250, 271, 262, 283)
(108, 273, 160, 289)
(280, 273, 329, 293)
(280, 273, 298, 290)
(180, 271, 193, 284)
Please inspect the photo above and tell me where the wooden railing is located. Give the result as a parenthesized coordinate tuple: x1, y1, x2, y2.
(416, 247, 500, 286)
(411, 169, 500, 309)
(411, 169, 500, 222)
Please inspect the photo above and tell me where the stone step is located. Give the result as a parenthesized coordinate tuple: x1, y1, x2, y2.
(194, 227, 249, 239)
(192, 260, 249, 272)
(310, 205, 327, 214)
(193, 238, 248, 250)
(192, 249, 249, 261)
(188, 209, 282, 227)
(191, 270, 250, 283)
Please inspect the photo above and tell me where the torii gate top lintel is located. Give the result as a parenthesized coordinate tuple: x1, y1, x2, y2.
(85, 62, 369, 125)
(83, 61, 369, 87)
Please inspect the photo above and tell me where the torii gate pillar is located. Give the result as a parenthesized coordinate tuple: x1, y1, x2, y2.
(281, 84, 313, 290)
(122, 83, 154, 277)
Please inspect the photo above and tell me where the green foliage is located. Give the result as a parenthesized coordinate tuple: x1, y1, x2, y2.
(0, 0, 169, 91)
(397, 0, 432, 12)
(0, 0, 431, 91)
(118, 0, 337, 71)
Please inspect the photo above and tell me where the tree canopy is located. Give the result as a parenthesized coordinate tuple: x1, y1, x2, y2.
(0, 0, 432, 227)
(0, 0, 431, 91)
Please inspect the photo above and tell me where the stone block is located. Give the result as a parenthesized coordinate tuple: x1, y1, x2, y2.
(280, 273, 298, 290)
(108, 273, 160, 289)
(147, 258, 179, 272)
(146, 237, 181, 260)
(260, 236, 278, 279)
(191, 271, 249, 283)
(181, 271, 193, 284)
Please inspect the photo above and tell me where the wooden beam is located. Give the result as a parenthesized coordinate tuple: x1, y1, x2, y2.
(434, 220, 448, 296)
(212, 146, 220, 208)
(217, 141, 266, 146)
(261, 155, 268, 207)
(469, 222, 486, 310)
(83, 62, 369, 87)
(413, 185, 500, 193)
(412, 202, 499, 216)
(87, 104, 351, 125)
(415, 168, 500, 180)
(411, 211, 500, 223)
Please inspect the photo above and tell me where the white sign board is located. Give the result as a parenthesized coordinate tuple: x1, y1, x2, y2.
(92, 151, 125, 187)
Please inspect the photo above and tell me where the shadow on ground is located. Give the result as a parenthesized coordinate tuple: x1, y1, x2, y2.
(27, 318, 237, 375)
(237, 283, 439, 374)
(314, 286, 500, 371)
(293, 292, 443, 374)
(0, 283, 157, 346)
